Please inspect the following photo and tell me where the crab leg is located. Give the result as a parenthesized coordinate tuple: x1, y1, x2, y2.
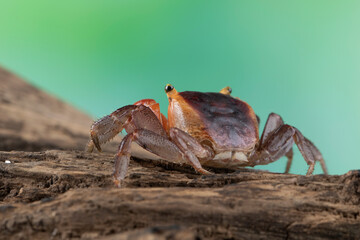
(251, 123, 327, 175)
(113, 129, 184, 187)
(87, 105, 137, 152)
(169, 128, 213, 174)
(113, 133, 132, 187)
(169, 128, 214, 159)
(87, 103, 167, 152)
(259, 113, 285, 147)
(134, 99, 169, 132)
(293, 129, 328, 175)
(113, 128, 210, 187)
(258, 113, 294, 173)
(305, 138, 327, 174)
(284, 148, 294, 173)
(250, 125, 295, 166)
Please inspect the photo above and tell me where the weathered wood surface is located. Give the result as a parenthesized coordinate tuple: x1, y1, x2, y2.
(0, 66, 93, 151)
(0, 150, 359, 240)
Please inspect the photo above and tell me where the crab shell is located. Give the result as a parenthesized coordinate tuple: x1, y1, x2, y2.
(166, 87, 259, 159)
(89, 84, 328, 185)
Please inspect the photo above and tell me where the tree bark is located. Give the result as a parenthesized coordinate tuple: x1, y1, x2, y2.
(0, 66, 93, 151)
(0, 150, 359, 240)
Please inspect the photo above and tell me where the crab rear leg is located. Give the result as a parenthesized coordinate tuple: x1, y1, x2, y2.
(251, 113, 328, 175)
(304, 138, 327, 174)
(284, 148, 294, 173)
(258, 113, 294, 173)
(293, 131, 328, 175)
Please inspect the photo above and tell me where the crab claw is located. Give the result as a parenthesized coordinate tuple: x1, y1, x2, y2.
(88, 105, 137, 153)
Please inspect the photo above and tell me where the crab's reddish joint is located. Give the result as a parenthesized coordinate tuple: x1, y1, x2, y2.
(87, 84, 328, 187)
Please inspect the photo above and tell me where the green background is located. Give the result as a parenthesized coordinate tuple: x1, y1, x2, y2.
(1, 1, 359, 175)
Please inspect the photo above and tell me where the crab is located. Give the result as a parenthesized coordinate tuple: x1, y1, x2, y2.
(87, 84, 328, 187)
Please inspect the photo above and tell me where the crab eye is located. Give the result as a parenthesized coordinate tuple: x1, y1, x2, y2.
(228, 87, 232, 94)
(165, 84, 174, 93)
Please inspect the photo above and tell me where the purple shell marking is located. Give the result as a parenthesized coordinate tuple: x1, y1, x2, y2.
(179, 91, 258, 150)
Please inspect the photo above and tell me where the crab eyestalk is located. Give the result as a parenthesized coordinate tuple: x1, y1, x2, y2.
(165, 84, 174, 93)
(165, 84, 178, 95)
(220, 86, 232, 95)
(165, 84, 179, 102)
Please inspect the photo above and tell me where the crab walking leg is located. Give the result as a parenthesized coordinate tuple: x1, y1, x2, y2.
(284, 148, 294, 173)
(113, 129, 183, 187)
(134, 99, 169, 131)
(292, 128, 318, 175)
(128, 105, 168, 137)
(250, 125, 295, 166)
(259, 113, 285, 147)
(88, 104, 167, 152)
(169, 128, 214, 159)
(259, 113, 294, 173)
(169, 128, 213, 174)
(304, 138, 328, 174)
(113, 134, 132, 187)
(293, 128, 328, 175)
(284, 136, 327, 175)
(88, 105, 137, 152)
(250, 125, 321, 175)
(113, 129, 211, 187)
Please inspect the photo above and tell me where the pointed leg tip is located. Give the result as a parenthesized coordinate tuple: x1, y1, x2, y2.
(91, 135, 102, 152)
(113, 178, 123, 188)
(306, 164, 315, 176)
(198, 168, 212, 175)
(95, 145, 102, 152)
(113, 176, 123, 188)
(85, 141, 95, 153)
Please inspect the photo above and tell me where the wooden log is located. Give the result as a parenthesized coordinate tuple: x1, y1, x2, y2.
(0, 150, 359, 240)
(0, 66, 93, 151)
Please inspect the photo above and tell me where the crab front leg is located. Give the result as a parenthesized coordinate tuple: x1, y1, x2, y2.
(249, 113, 328, 175)
(113, 129, 183, 186)
(258, 113, 294, 173)
(87, 103, 168, 152)
(87, 105, 137, 152)
(113, 127, 213, 186)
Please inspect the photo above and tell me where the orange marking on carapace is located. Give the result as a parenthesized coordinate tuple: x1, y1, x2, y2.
(166, 89, 211, 143)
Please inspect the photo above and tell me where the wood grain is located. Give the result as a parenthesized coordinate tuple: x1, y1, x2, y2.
(0, 150, 359, 240)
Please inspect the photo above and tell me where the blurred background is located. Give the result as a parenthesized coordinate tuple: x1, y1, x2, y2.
(0, 0, 359, 175)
